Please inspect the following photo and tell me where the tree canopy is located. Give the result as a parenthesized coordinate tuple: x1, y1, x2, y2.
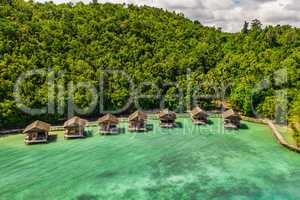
(0, 1, 299, 140)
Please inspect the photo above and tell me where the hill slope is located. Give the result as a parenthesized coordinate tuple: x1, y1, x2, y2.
(0, 1, 299, 134)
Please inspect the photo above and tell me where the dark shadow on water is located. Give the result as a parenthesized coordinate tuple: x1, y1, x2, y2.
(84, 130, 94, 137)
(146, 124, 154, 131)
(239, 123, 249, 130)
(175, 122, 183, 128)
(119, 128, 126, 134)
(98, 170, 117, 178)
(207, 120, 214, 125)
(76, 194, 98, 200)
(48, 134, 57, 143)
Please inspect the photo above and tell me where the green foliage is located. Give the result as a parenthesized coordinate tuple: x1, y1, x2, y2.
(251, 19, 263, 32)
(290, 95, 300, 123)
(290, 94, 300, 144)
(0, 1, 299, 129)
(241, 21, 249, 34)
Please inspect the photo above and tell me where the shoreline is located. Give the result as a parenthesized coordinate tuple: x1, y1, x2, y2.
(242, 116, 300, 153)
(1, 113, 299, 154)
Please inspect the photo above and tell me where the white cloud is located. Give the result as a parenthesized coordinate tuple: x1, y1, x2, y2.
(35, 0, 300, 32)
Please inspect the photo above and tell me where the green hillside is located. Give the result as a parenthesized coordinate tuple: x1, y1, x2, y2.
(0, 0, 299, 138)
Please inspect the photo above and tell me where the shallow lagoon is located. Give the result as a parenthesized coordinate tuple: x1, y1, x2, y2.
(1, 118, 300, 200)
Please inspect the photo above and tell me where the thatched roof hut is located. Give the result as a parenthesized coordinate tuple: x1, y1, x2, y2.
(128, 111, 147, 131)
(159, 109, 176, 120)
(64, 116, 87, 128)
(191, 107, 208, 118)
(23, 120, 50, 134)
(190, 107, 208, 125)
(98, 114, 119, 135)
(98, 114, 119, 125)
(23, 120, 50, 144)
(223, 109, 241, 129)
(129, 111, 147, 122)
(64, 116, 87, 139)
(212, 100, 232, 110)
(223, 109, 241, 119)
(159, 109, 176, 128)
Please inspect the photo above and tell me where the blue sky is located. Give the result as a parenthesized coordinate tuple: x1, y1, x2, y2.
(35, 0, 300, 32)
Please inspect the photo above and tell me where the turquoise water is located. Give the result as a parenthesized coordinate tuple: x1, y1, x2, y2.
(1, 118, 300, 200)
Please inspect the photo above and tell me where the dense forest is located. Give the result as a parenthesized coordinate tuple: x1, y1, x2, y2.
(0, 1, 299, 140)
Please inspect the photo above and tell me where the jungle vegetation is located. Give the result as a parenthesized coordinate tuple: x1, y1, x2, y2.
(0, 0, 299, 142)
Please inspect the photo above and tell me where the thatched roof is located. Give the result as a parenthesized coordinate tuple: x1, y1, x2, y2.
(212, 100, 232, 110)
(191, 106, 208, 117)
(159, 109, 176, 120)
(129, 111, 147, 121)
(223, 109, 241, 119)
(23, 120, 51, 134)
(64, 116, 87, 128)
(98, 114, 119, 124)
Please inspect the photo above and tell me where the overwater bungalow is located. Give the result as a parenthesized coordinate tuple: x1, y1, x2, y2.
(128, 111, 147, 132)
(159, 109, 177, 128)
(190, 106, 208, 125)
(98, 114, 119, 135)
(223, 109, 241, 129)
(23, 120, 51, 144)
(64, 116, 87, 139)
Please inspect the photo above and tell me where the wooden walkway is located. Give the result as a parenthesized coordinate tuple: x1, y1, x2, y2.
(0, 129, 23, 135)
(266, 120, 300, 153)
(1, 116, 300, 154)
